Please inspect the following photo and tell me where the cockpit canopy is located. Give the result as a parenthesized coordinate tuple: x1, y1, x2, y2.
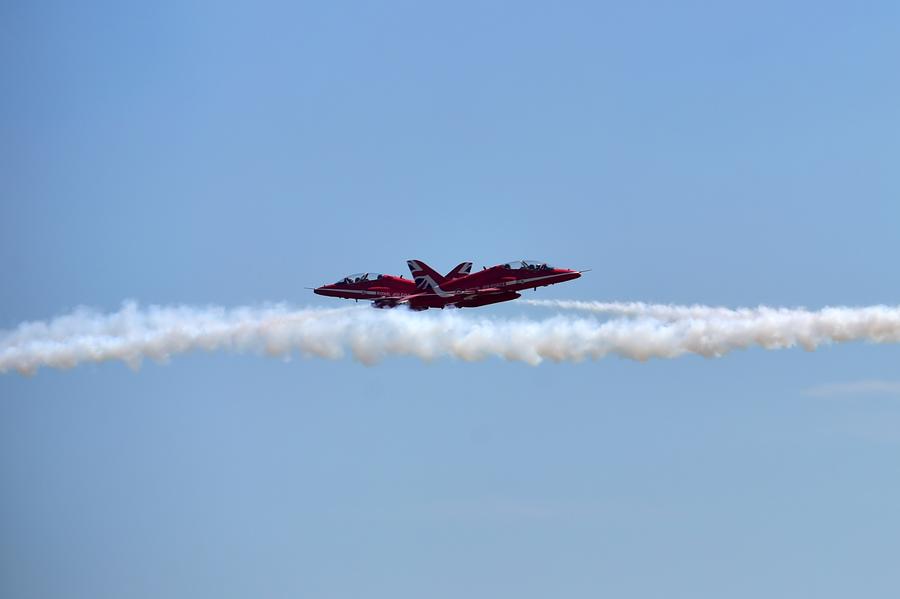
(336, 272, 384, 284)
(501, 260, 553, 270)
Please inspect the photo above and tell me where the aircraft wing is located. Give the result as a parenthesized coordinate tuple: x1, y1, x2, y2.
(450, 288, 505, 300)
(392, 293, 429, 303)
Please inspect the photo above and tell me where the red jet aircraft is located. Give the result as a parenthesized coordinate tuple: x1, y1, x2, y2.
(314, 260, 583, 310)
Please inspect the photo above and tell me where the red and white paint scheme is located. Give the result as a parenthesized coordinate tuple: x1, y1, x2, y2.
(314, 260, 584, 310)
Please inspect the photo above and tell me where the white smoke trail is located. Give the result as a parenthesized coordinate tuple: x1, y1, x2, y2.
(4, 300, 900, 375)
(524, 299, 841, 321)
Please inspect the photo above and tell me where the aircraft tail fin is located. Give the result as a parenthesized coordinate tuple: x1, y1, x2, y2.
(406, 260, 446, 291)
(445, 262, 473, 279)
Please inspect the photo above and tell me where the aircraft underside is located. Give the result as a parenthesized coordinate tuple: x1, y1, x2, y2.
(372, 291, 522, 311)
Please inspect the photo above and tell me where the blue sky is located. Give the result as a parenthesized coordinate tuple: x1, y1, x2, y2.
(2, 1, 900, 597)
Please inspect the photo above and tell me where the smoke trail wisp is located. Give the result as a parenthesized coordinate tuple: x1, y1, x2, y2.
(523, 299, 866, 321)
(4, 300, 900, 375)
